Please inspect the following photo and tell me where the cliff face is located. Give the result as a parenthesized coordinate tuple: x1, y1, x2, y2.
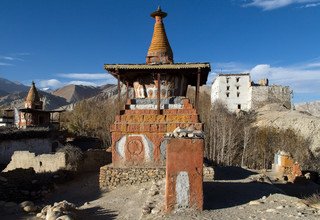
(253, 104, 320, 157)
(295, 101, 320, 118)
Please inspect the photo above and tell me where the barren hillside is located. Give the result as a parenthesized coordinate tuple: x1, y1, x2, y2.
(52, 84, 102, 103)
(0, 91, 68, 110)
(253, 104, 320, 156)
(0, 90, 8, 97)
(0, 78, 29, 94)
(296, 101, 320, 118)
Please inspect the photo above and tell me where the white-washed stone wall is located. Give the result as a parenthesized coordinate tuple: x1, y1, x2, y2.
(0, 138, 52, 164)
(211, 74, 251, 111)
(4, 151, 66, 173)
(211, 74, 292, 111)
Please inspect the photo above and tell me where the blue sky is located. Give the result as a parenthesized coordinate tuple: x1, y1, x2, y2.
(0, 0, 319, 103)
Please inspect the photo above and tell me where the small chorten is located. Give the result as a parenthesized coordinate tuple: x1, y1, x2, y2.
(25, 81, 43, 109)
(146, 6, 173, 64)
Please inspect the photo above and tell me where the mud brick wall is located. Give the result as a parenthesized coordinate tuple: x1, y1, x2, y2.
(110, 97, 203, 168)
(99, 165, 166, 189)
(165, 138, 204, 212)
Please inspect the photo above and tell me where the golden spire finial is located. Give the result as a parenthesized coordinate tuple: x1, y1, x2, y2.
(146, 7, 173, 64)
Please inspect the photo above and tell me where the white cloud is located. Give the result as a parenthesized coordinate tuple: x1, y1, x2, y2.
(244, 0, 320, 10)
(306, 62, 320, 68)
(58, 73, 111, 80)
(39, 79, 64, 89)
(214, 62, 250, 73)
(0, 54, 27, 66)
(302, 2, 320, 6)
(57, 72, 116, 86)
(207, 61, 251, 84)
(249, 62, 320, 94)
(0, 62, 13, 66)
(0, 56, 24, 61)
(14, 52, 30, 56)
(37, 78, 116, 90)
(68, 81, 98, 86)
(2, 56, 14, 61)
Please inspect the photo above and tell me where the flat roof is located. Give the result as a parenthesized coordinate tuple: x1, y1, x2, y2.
(217, 73, 250, 76)
(19, 109, 65, 113)
(104, 62, 211, 86)
(104, 62, 211, 70)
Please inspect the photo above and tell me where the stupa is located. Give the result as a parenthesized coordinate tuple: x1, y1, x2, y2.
(100, 7, 211, 212)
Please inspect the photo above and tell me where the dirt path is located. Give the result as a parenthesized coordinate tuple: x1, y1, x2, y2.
(2, 167, 320, 220)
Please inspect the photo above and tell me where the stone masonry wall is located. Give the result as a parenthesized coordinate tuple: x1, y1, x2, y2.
(4, 151, 66, 173)
(99, 165, 166, 189)
(110, 97, 202, 168)
(165, 138, 204, 212)
(99, 165, 214, 189)
(3, 149, 111, 173)
(0, 138, 52, 164)
(250, 85, 292, 109)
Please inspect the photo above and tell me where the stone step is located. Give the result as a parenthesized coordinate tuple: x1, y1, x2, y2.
(115, 113, 199, 123)
(126, 103, 183, 110)
(122, 108, 197, 115)
(110, 122, 203, 133)
(127, 97, 185, 105)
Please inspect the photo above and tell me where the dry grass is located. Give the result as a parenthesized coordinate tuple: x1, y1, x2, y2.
(304, 192, 320, 209)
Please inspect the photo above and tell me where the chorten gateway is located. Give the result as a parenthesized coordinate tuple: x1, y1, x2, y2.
(101, 7, 211, 212)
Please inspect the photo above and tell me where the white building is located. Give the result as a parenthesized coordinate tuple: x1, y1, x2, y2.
(211, 73, 252, 111)
(211, 73, 292, 112)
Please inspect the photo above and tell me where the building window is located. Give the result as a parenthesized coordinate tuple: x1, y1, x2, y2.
(226, 77, 230, 83)
(237, 92, 240, 97)
(236, 86, 239, 90)
(238, 104, 241, 110)
(236, 77, 240, 82)
(226, 92, 229, 98)
(226, 86, 230, 91)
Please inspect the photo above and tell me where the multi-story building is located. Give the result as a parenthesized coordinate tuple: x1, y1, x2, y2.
(211, 73, 292, 112)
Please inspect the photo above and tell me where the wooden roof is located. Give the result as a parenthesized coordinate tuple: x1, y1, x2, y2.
(104, 63, 211, 86)
(105, 63, 210, 70)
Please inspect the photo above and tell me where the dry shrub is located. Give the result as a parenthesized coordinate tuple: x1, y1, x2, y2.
(304, 192, 320, 207)
(60, 98, 124, 146)
(57, 145, 83, 171)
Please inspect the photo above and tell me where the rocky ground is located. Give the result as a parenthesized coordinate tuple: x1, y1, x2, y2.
(0, 166, 319, 220)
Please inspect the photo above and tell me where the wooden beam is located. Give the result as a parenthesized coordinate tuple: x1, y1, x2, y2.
(117, 70, 121, 113)
(157, 73, 161, 115)
(195, 68, 201, 111)
(126, 81, 129, 101)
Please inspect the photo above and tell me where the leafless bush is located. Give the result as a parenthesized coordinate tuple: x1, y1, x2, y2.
(304, 192, 320, 206)
(60, 98, 124, 146)
(57, 145, 83, 171)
